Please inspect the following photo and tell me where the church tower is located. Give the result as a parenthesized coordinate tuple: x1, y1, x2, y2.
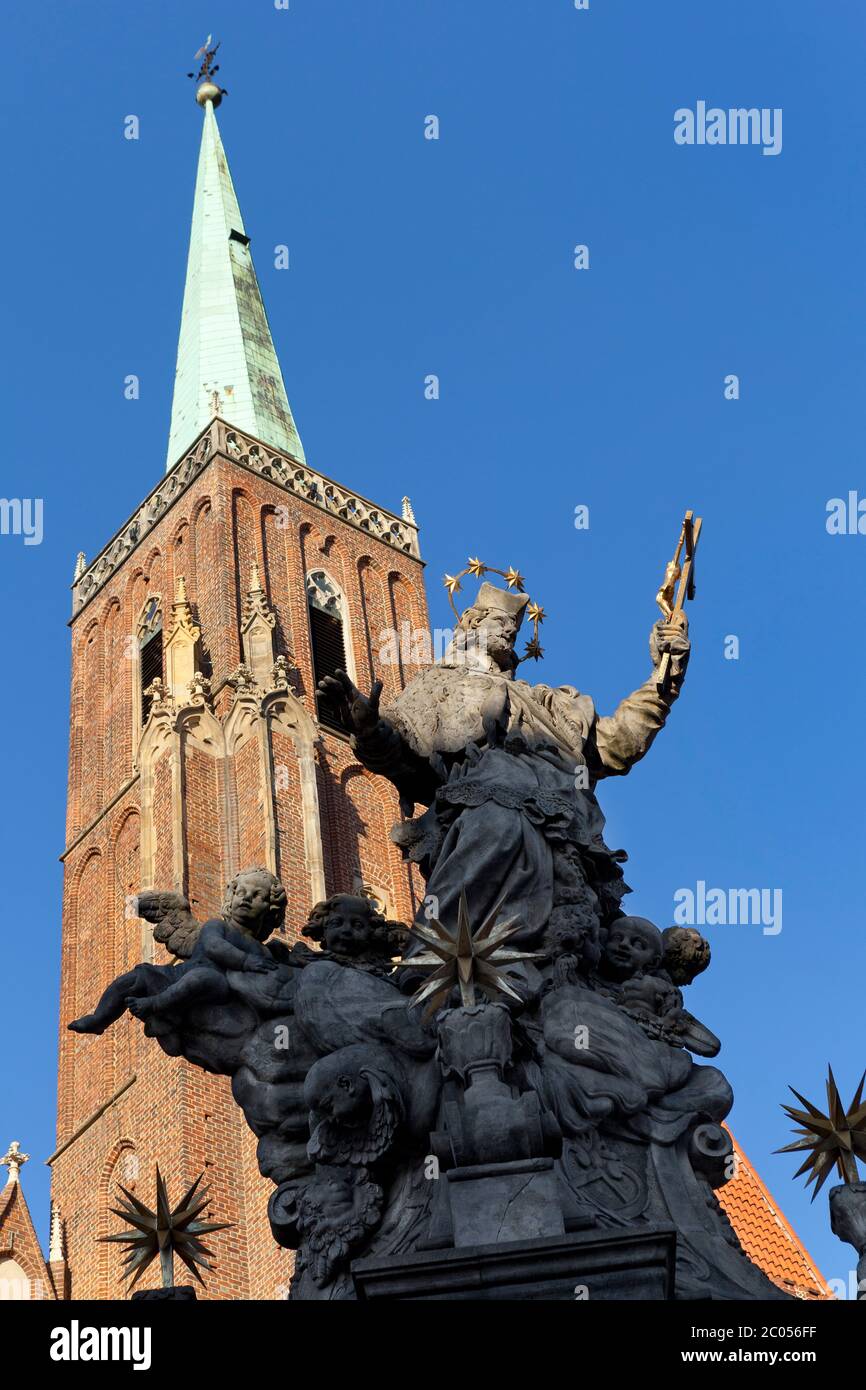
(52, 69, 426, 1300)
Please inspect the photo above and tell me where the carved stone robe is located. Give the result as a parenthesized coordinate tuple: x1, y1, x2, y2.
(355, 651, 682, 946)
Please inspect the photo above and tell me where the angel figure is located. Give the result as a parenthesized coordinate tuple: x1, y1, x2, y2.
(68, 867, 288, 1035)
(298, 893, 407, 976)
(593, 916, 720, 1057)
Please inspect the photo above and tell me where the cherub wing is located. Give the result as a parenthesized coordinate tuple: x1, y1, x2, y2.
(136, 890, 201, 960)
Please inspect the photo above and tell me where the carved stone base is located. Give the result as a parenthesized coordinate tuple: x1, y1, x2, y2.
(352, 1225, 677, 1301)
(447, 1159, 568, 1248)
(421, 1157, 591, 1250)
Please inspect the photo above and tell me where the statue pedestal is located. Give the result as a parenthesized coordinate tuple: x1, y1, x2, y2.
(352, 1224, 677, 1301)
(130, 1286, 198, 1301)
(445, 1158, 570, 1247)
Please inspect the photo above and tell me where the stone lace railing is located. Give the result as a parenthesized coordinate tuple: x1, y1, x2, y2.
(72, 419, 421, 616)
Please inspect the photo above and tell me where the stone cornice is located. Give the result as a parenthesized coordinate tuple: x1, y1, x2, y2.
(70, 418, 423, 621)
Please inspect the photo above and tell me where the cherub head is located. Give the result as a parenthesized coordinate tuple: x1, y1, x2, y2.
(661, 926, 711, 986)
(222, 867, 287, 941)
(543, 902, 602, 977)
(304, 1045, 404, 1167)
(295, 1165, 383, 1287)
(303, 894, 404, 968)
(599, 915, 664, 983)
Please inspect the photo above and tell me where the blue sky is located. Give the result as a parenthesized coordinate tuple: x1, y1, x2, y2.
(2, 1, 864, 1290)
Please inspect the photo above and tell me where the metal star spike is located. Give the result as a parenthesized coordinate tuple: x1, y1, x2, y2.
(98, 1165, 233, 1289)
(776, 1066, 866, 1200)
(405, 889, 539, 1018)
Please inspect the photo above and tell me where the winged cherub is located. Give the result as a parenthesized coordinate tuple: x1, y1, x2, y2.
(68, 867, 287, 1035)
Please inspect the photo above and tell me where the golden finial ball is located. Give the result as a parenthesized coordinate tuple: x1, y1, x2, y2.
(196, 81, 223, 109)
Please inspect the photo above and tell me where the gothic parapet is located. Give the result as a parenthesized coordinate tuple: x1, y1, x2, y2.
(71, 417, 421, 619)
(71, 428, 214, 616)
(221, 422, 420, 558)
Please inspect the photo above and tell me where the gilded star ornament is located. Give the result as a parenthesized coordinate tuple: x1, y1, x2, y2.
(406, 889, 539, 1018)
(98, 1166, 233, 1289)
(440, 559, 545, 661)
(776, 1066, 866, 1199)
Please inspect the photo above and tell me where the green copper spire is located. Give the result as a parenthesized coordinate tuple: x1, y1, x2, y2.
(166, 81, 305, 471)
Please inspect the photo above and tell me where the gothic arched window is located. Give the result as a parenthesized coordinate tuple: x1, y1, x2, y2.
(138, 597, 163, 726)
(306, 570, 350, 733)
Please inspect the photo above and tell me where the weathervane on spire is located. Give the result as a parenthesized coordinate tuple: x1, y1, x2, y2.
(187, 35, 227, 108)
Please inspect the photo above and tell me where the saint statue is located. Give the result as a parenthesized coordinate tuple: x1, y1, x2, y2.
(319, 574, 692, 955)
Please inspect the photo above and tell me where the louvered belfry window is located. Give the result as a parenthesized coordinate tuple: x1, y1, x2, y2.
(307, 571, 349, 733)
(139, 598, 163, 725)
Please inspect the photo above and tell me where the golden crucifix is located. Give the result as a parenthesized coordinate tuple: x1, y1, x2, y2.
(656, 510, 702, 695)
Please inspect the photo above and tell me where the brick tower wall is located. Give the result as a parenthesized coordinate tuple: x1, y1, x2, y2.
(53, 442, 427, 1299)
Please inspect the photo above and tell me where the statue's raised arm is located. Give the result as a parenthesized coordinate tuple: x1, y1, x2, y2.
(590, 611, 691, 778)
(591, 512, 700, 777)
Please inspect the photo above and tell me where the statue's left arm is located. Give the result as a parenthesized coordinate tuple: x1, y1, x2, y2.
(589, 615, 691, 777)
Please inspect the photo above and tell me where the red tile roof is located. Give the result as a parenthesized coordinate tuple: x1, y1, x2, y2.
(718, 1129, 832, 1300)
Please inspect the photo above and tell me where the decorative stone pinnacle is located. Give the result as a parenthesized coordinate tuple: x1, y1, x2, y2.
(268, 654, 297, 692)
(187, 671, 213, 704)
(243, 567, 276, 630)
(144, 677, 174, 714)
(166, 575, 201, 645)
(1, 1140, 30, 1186)
(227, 663, 259, 696)
(49, 1203, 66, 1263)
(402, 496, 417, 525)
(73, 551, 86, 581)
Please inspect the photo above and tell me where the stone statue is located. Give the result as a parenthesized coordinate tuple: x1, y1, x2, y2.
(68, 570, 790, 1300)
(319, 578, 691, 951)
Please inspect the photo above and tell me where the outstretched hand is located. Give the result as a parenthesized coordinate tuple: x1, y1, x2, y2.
(650, 612, 690, 669)
(316, 669, 383, 735)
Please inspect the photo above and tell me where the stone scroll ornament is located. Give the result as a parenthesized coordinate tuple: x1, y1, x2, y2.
(71, 516, 792, 1299)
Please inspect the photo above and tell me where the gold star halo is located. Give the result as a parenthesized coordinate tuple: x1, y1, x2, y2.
(441, 558, 546, 663)
(776, 1066, 866, 1199)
